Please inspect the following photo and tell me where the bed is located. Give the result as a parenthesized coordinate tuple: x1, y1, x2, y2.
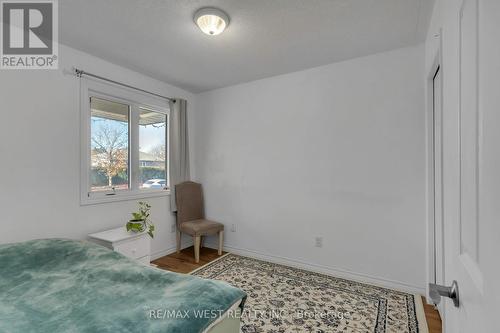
(0, 239, 246, 333)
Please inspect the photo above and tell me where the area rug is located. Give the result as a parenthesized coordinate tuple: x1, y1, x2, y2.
(192, 254, 428, 333)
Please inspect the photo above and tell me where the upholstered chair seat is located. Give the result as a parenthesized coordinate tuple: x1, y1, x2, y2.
(175, 181, 224, 263)
(179, 219, 224, 236)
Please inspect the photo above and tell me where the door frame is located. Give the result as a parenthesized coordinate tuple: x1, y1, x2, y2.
(425, 30, 444, 306)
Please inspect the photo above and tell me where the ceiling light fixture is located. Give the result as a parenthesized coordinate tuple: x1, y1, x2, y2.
(194, 7, 229, 36)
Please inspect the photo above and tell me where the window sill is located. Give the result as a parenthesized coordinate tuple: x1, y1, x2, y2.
(80, 189, 170, 206)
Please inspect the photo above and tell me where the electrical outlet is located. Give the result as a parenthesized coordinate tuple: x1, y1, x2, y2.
(230, 224, 236, 232)
(315, 237, 323, 248)
(171, 223, 176, 233)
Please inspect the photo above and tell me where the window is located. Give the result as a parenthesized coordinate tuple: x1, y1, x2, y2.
(90, 97, 130, 192)
(139, 107, 166, 189)
(81, 79, 169, 204)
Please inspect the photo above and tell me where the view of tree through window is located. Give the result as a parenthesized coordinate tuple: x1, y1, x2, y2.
(139, 107, 166, 189)
(90, 97, 129, 192)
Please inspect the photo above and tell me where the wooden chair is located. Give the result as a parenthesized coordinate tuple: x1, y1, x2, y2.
(175, 181, 224, 263)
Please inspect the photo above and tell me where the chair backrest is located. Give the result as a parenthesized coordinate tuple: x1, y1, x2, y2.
(175, 181, 205, 225)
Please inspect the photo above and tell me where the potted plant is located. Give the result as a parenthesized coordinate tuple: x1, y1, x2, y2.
(126, 201, 155, 238)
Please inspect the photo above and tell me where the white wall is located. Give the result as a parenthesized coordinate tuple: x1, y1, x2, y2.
(193, 45, 427, 293)
(0, 45, 195, 258)
(0, 41, 428, 293)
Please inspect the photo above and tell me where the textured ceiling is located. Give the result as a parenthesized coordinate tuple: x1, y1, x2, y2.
(60, 0, 435, 92)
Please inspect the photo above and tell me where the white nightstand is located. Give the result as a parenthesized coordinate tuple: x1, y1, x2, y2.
(88, 226, 151, 265)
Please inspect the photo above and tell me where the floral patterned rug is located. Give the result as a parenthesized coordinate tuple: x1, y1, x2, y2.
(192, 254, 428, 333)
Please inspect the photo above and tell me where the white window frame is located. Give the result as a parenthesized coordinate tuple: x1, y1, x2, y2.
(80, 78, 170, 205)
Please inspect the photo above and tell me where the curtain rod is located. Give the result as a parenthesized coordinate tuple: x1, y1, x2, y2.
(73, 67, 174, 102)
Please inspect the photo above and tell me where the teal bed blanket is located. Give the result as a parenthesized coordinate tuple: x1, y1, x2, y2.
(0, 239, 246, 333)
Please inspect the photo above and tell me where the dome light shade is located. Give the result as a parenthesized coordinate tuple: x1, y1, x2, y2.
(194, 7, 229, 36)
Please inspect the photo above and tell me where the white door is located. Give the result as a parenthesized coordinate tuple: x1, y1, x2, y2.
(433, 0, 500, 332)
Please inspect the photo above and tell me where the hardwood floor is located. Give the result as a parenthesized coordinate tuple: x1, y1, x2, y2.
(152, 245, 226, 274)
(422, 296, 442, 333)
(153, 246, 442, 333)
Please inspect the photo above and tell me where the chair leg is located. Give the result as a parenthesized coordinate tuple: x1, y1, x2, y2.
(218, 230, 224, 256)
(194, 236, 201, 263)
(176, 230, 181, 254)
(200, 236, 204, 249)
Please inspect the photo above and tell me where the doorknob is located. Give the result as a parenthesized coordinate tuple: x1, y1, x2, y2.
(429, 280, 459, 307)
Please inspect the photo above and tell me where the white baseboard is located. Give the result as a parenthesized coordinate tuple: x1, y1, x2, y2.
(150, 247, 176, 261)
(150, 239, 194, 261)
(204, 242, 426, 295)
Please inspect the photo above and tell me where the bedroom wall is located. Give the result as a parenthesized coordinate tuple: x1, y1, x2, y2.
(193, 45, 427, 293)
(0, 45, 195, 258)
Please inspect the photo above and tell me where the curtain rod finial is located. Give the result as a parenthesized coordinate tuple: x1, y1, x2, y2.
(74, 67, 83, 78)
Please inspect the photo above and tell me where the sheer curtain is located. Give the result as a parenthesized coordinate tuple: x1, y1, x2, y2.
(169, 98, 190, 211)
